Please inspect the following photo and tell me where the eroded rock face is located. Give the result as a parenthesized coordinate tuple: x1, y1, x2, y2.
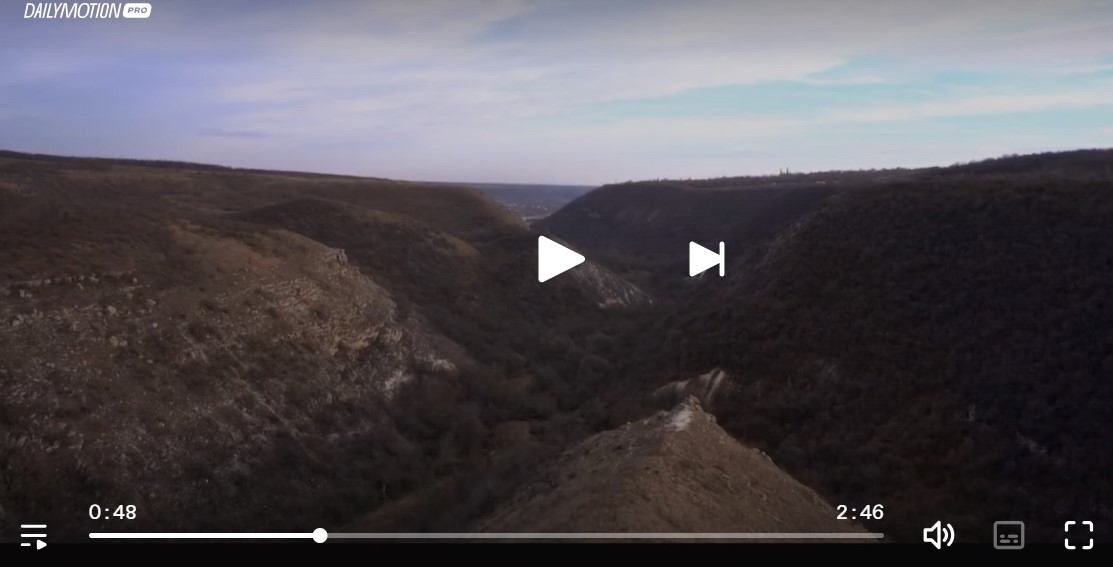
(476, 396, 870, 540)
(653, 368, 734, 409)
(568, 260, 652, 309)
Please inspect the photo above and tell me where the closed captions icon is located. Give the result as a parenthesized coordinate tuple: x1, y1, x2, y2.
(994, 521, 1024, 550)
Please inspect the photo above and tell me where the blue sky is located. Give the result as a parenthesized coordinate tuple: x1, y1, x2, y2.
(1, 0, 1112, 184)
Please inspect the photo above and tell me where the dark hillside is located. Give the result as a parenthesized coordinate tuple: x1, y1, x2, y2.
(938, 148, 1113, 177)
(648, 173, 1113, 543)
(536, 150, 1113, 302)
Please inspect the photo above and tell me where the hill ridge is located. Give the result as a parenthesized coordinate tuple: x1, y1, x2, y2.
(475, 396, 870, 540)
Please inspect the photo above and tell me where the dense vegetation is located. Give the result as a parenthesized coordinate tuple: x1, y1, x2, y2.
(629, 164, 1113, 542)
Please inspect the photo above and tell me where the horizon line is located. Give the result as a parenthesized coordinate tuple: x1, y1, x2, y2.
(3, 146, 1112, 187)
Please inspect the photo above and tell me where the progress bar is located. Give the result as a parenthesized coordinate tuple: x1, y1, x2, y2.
(91, 530, 883, 541)
(91, 529, 329, 543)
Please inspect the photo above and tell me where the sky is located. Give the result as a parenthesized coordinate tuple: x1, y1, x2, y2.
(1, 0, 1112, 184)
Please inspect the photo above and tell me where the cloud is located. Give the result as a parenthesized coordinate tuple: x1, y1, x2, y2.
(794, 75, 889, 86)
(824, 88, 1113, 123)
(196, 128, 273, 139)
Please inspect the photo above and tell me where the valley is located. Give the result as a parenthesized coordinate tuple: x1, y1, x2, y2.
(425, 182, 593, 221)
(1, 149, 1111, 544)
(540, 149, 1113, 543)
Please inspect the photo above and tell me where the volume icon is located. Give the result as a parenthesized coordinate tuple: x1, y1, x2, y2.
(923, 520, 955, 549)
(21, 523, 47, 550)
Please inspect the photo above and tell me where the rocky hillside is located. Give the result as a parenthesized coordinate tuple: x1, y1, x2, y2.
(0, 151, 646, 540)
(476, 397, 870, 540)
(1, 218, 458, 534)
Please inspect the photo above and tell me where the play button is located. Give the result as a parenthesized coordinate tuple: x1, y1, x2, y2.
(36, 540, 46, 550)
(538, 235, 585, 282)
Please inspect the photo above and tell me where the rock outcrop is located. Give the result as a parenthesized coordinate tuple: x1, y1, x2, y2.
(476, 397, 872, 541)
(653, 368, 734, 410)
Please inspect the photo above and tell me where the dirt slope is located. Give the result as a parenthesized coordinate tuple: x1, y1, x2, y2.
(476, 397, 870, 541)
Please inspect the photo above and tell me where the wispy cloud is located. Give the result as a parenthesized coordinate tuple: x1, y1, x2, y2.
(825, 88, 1113, 123)
(197, 128, 273, 139)
(794, 75, 889, 86)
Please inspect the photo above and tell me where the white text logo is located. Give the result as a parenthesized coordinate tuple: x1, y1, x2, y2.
(23, 3, 152, 19)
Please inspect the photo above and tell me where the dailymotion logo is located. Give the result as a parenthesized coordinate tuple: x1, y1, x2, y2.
(23, 2, 152, 19)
